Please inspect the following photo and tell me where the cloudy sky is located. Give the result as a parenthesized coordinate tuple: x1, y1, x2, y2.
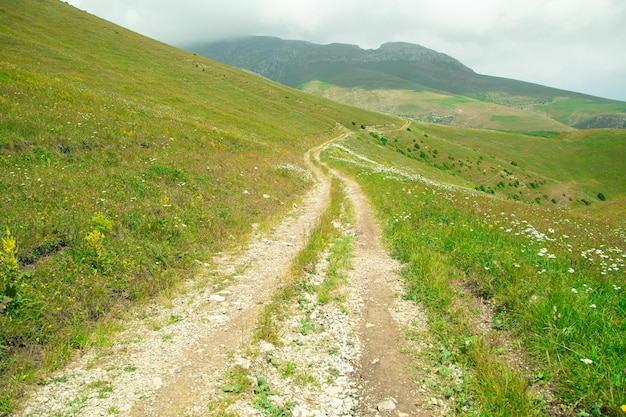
(66, 0, 626, 101)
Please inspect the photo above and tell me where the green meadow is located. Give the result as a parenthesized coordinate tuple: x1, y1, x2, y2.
(323, 126, 625, 416)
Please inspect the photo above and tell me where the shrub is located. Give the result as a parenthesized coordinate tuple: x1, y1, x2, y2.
(0, 229, 21, 314)
(597, 192, 606, 201)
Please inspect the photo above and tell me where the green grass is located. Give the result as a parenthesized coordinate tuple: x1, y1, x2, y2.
(349, 123, 626, 215)
(0, 0, 396, 412)
(534, 98, 626, 126)
(323, 128, 625, 416)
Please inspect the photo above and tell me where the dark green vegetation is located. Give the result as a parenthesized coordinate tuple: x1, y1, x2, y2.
(323, 125, 625, 416)
(0, 0, 393, 412)
(190, 36, 626, 131)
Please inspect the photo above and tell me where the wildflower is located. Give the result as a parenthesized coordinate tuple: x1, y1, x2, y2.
(568, 268, 575, 273)
(513, 263, 520, 268)
(571, 288, 578, 294)
(589, 304, 596, 309)
(580, 358, 593, 365)
(547, 254, 556, 259)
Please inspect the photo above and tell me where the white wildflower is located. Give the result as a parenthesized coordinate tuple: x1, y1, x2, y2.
(580, 358, 593, 365)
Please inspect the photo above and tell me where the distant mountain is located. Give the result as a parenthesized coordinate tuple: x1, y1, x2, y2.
(187, 36, 626, 130)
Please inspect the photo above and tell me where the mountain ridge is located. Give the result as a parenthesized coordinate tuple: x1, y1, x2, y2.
(187, 36, 583, 96)
(188, 36, 626, 130)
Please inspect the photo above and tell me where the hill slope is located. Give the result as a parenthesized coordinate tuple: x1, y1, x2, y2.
(189, 36, 626, 130)
(0, 0, 395, 411)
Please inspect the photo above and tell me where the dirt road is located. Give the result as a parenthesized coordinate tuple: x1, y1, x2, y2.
(16, 126, 431, 417)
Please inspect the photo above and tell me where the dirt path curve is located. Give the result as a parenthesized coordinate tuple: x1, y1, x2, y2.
(16, 121, 429, 417)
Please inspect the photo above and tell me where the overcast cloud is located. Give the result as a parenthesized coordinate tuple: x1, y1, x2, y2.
(66, 0, 626, 101)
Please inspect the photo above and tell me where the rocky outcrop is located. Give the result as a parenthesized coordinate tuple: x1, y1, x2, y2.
(574, 115, 626, 129)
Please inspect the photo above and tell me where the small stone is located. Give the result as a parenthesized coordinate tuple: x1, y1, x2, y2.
(365, 323, 375, 328)
(431, 397, 439, 406)
(260, 342, 275, 353)
(235, 357, 251, 370)
(325, 386, 343, 396)
(377, 398, 396, 411)
(209, 294, 225, 302)
(292, 405, 310, 417)
(344, 398, 354, 409)
(371, 358, 380, 365)
(330, 398, 343, 408)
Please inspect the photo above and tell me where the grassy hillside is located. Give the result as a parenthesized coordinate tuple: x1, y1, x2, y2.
(323, 123, 625, 415)
(0, 0, 395, 411)
(302, 81, 574, 131)
(340, 123, 625, 218)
